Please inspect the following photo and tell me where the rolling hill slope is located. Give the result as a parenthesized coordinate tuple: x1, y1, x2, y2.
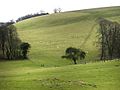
(15, 6, 120, 66)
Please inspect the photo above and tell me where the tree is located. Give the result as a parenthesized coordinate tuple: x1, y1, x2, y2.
(0, 22, 31, 60)
(58, 8, 62, 13)
(53, 8, 58, 13)
(53, 8, 62, 13)
(20, 42, 31, 59)
(97, 18, 120, 60)
(0, 24, 7, 57)
(0, 22, 21, 60)
(62, 47, 86, 64)
(5, 24, 21, 59)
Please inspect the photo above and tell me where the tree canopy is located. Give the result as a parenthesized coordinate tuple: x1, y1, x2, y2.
(62, 47, 86, 64)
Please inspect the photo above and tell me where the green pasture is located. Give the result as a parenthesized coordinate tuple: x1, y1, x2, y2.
(0, 6, 120, 90)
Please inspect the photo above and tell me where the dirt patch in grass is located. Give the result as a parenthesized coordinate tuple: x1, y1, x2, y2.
(33, 78, 97, 89)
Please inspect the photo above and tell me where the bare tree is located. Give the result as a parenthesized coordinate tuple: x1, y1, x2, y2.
(53, 8, 58, 13)
(53, 8, 62, 13)
(58, 8, 62, 13)
(98, 18, 120, 60)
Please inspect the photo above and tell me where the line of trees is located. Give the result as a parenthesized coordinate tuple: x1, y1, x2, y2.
(98, 18, 120, 60)
(53, 8, 62, 13)
(0, 22, 30, 60)
(16, 12, 49, 22)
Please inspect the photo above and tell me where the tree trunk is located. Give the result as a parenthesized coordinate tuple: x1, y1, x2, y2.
(73, 58, 77, 64)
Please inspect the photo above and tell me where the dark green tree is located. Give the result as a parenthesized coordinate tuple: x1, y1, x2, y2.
(20, 42, 31, 59)
(0, 24, 7, 57)
(62, 47, 86, 64)
(0, 22, 21, 59)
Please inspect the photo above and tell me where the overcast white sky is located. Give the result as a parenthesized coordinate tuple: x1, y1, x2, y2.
(0, 0, 120, 22)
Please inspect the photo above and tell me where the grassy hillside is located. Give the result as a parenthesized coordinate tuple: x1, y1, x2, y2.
(0, 6, 120, 90)
(15, 6, 120, 66)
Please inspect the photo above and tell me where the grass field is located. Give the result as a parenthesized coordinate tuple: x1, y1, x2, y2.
(0, 60, 120, 90)
(0, 6, 120, 90)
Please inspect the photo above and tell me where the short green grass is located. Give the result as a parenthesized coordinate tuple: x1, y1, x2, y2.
(0, 60, 120, 90)
(0, 6, 120, 90)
